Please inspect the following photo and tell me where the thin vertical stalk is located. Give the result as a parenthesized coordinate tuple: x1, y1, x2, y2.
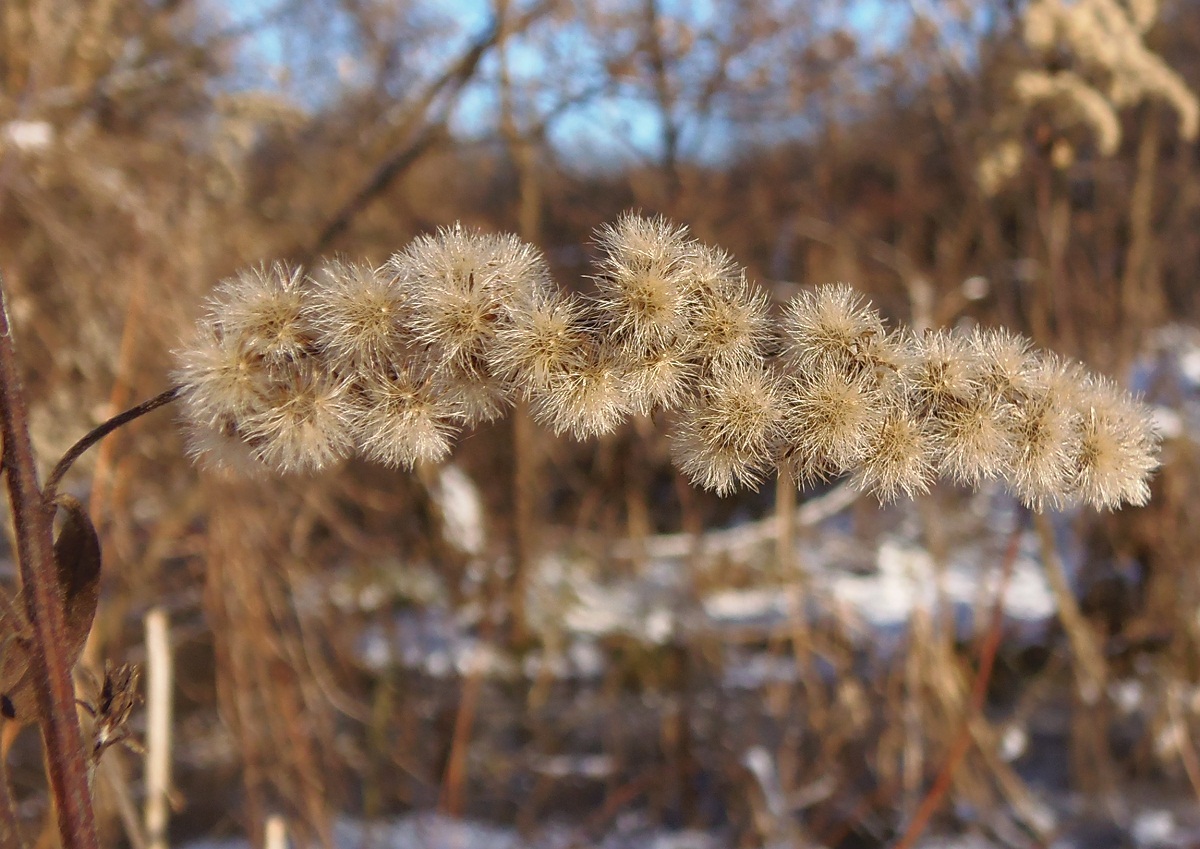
(496, 2, 543, 645)
(0, 275, 98, 848)
(890, 512, 1024, 849)
(263, 815, 287, 849)
(774, 468, 795, 574)
(1120, 103, 1162, 361)
(143, 608, 172, 849)
(1032, 512, 1107, 699)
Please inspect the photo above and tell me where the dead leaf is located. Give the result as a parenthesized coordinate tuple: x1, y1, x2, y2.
(51, 495, 101, 663)
(80, 661, 142, 760)
(0, 495, 102, 727)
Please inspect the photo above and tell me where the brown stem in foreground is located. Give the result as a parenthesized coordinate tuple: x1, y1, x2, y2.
(43, 385, 183, 504)
(0, 276, 98, 848)
(890, 508, 1026, 849)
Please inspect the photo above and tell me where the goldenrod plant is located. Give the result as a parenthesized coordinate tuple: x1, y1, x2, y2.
(171, 214, 1158, 510)
(978, 0, 1199, 193)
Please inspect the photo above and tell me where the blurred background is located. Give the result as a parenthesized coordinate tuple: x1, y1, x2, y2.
(4, 0, 1200, 846)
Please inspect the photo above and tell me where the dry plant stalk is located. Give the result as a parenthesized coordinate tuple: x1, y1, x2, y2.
(143, 609, 172, 849)
(0, 276, 99, 848)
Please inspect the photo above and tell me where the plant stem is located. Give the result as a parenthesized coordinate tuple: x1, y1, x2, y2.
(43, 385, 183, 504)
(143, 608, 173, 849)
(0, 276, 98, 848)
(890, 509, 1025, 849)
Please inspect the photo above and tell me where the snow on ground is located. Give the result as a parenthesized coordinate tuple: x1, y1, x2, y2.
(356, 483, 1057, 683)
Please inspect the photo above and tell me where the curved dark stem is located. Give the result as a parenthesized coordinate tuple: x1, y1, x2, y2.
(43, 385, 184, 504)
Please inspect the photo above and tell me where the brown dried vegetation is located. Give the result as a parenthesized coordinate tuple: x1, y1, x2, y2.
(1, 0, 1199, 846)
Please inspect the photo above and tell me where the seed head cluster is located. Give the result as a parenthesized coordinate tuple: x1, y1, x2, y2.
(175, 214, 1159, 510)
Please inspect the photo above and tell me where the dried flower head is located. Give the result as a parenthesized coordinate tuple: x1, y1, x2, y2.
(595, 213, 697, 348)
(491, 291, 586, 392)
(784, 360, 886, 480)
(532, 340, 628, 439)
(209, 263, 312, 365)
(783, 284, 887, 374)
(686, 245, 770, 369)
(393, 225, 549, 370)
(1071, 377, 1159, 508)
(1007, 355, 1085, 509)
(352, 368, 460, 469)
(173, 326, 275, 474)
(855, 398, 935, 501)
(972, 327, 1039, 398)
(173, 326, 270, 425)
(180, 417, 265, 475)
(306, 259, 409, 372)
(240, 362, 355, 473)
(430, 357, 510, 427)
(670, 361, 783, 495)
(908, 329, 980, 414)
(932, 393, 1015, 485)
(619, 340, 693, 416)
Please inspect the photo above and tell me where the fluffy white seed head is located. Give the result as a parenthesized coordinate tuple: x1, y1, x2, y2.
(490, 291, 586, 393)
(854, 398, 935, 501)
(1071, 377, 1159, 509)
(306, 260, 410, 372)
(784, 360, 887, 481)
(173, 326, 272, 424)
(351, 368, 460, 469)
(1007, 355, 1085, 509)
(594, 213, 698, 348)
(239, 362, 355, 473)
(669, 361, 783, 495)
(932, 394, 1015, 485)
(972, 327, 1039, 399)
(908, 329, 981, 414)
(531, 341, 629, 439)
(783, 284, 887, 374)
(181, 417, 267, 476)
(618, 340, 693, 416)
(687, 245, 770, 370)
(429, 358, 510, 427)
(392, 225, 549, 369)
(209, 263, 312, 365)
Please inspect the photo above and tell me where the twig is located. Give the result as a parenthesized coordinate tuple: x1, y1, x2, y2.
(1033, 511, 1107, 700)
(304, 2, 553, 259)
(438, 663, 485, 817)
(43, 385, 182, 503)
(890, 509, 1026, 849)
(0, 274, 98, 848)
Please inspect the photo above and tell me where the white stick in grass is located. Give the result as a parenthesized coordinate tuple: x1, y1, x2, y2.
(143, 608, 173, 849)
